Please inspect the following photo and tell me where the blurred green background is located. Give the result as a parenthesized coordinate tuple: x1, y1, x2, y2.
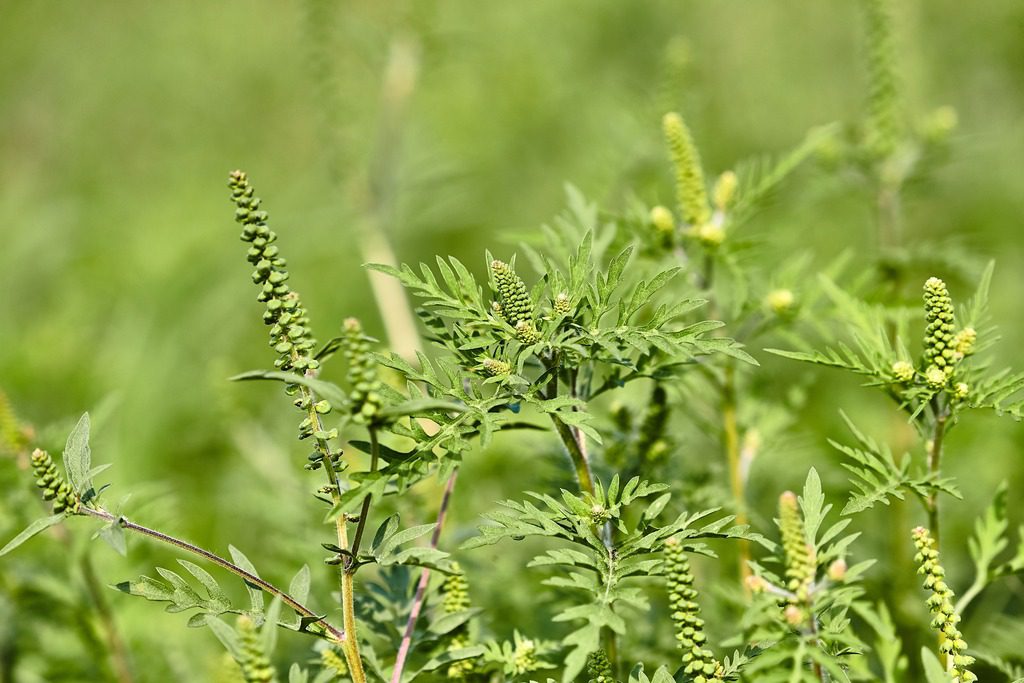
(2, 1, 1024, 680)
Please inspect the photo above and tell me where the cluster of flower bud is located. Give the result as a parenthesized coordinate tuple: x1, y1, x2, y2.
(890, 278, 977, 401)
(443, 564, 476, 678)
(341, 318, 383, 425)
(923, 277, 956, 381)
(778, 491, 817, 628)
(553, 292, 573, 316)
(912, 527, 977, 682)
(664, 537, 724, 683)
(236, 616, 276, 683)
(480, 357, 512, 377)
(32, 449, 78, 514)
(586, 650, 616, 683)
(511, 636, 539, 675)
(230, 171, 318, 375)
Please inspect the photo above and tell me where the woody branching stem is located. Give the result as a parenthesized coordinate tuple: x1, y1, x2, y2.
(77, 506, 346, 643)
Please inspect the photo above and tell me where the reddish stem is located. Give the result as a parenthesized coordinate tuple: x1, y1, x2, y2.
(390, 470, 459, 683)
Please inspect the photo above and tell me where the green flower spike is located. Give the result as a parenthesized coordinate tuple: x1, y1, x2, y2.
(341, 318, 383, 425)
(443, 564, 475, 679)
(863, 0, 902, 160)
(912, 526, 977, 683)
(779, 491, 815, 602)
(229, 170, 318, 375)
(490, 259, 533, 328)
(31, 449, 78, 514)
(662, 112, 711, 229)
(237, 616, 277, 683)
(664, 537, 724, 683)
(923, 277, 956, 377)
(586, 650, 617, 683)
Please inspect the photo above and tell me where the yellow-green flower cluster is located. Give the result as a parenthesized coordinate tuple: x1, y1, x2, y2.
(511, 637, 539, 676)
(912, 527, 977, 682)
(31, 449, 78, 514)
(553, 292, 572, 316)
(891, 360, 915, 383)
(341, 318, 382, 425)
(953, 327, 976, 359)
(779, 491, 815, 602)
(237, 616, 277, 683)
(481, 357, 511, 377)
(230, 171, 318, 375)
(443, 565, 476, 679)
(662, 112, 710, 229)
(664, 537, 724, 683)
(586, 650, 617, 683)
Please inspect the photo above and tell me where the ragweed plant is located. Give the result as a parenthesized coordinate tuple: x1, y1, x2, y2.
(4, 9, 1024, 683)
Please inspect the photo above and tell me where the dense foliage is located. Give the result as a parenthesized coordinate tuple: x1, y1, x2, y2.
(3, 1, 1024, 682)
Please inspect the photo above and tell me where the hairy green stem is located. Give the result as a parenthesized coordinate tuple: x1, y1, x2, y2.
(550, 415, 596, 496)
(926, 399, 948, 549)
(78, 506, 346, 643)
(721, 361, 751, 587)
(294, 367, 368, 680)
(544, 357, 595, 496)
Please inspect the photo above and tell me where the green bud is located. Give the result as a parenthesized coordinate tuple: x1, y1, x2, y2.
(892, 360, 915, 383)
(491, 259, 533, 327)
(712, 170, 737, 211)
(30, 449, 78, 514)
(481, 358, 511, 377)
(514, 320, 540, 345)
(650, 205, 675, 234)
(765, 289, 796, 316)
